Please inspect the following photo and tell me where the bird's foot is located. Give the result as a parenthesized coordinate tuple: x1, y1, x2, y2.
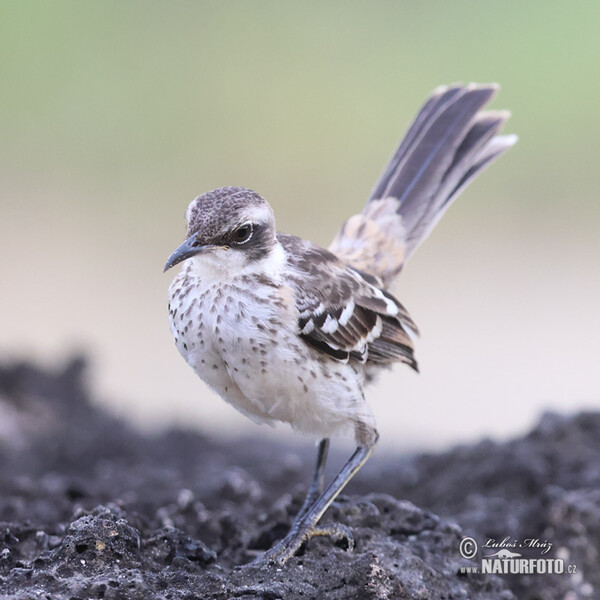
(248, 522, 354, 567)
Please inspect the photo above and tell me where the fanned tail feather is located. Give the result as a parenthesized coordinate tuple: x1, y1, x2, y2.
(330, 83, 517, 286)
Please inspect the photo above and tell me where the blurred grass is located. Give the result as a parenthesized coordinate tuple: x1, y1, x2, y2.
(1, 1, 599, 447)
(2, 2, 599, 225)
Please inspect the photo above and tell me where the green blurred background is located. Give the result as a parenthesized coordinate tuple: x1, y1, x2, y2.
(1, 1, 599, 449)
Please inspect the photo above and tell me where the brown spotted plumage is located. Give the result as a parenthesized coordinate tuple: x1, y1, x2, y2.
(164, 83, 517, 565)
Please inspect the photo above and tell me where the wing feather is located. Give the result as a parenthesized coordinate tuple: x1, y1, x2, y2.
(280, 234, 418, 370)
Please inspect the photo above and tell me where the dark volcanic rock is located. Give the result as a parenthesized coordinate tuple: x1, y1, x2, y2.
(0, 358, 596, 599)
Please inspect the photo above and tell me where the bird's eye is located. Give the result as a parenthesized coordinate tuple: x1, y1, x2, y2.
(232, 223, 254, 244)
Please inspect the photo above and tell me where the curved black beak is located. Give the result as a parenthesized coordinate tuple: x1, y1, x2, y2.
(163, 235, 215, 272)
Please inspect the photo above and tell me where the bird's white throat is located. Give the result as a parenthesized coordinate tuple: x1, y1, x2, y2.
(187, 240, 286, 284)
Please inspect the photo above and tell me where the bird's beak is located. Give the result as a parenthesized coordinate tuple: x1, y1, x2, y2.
(163, 235, 219, 272)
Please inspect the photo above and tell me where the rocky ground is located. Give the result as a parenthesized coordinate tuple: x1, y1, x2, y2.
(0, 357, 597, 599)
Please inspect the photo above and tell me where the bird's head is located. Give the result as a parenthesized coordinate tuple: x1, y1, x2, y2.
(163, 187, 278, 276)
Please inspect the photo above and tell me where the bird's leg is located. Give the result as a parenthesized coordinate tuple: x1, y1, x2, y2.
(293, 438, 330, 524)
(251, 429, 379, 566)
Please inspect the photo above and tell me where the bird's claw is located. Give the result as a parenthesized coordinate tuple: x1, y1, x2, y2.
(311, 522, 355, 551)
(247, 522, 354, 567)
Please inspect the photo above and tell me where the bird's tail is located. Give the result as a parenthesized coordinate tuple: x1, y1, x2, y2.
(329, 83, 517, 287)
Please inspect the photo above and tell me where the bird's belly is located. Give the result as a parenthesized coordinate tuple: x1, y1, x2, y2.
(169, 279, 372, 438)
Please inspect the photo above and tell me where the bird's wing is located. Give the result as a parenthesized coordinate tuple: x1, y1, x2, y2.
(279, 234, 418, 370)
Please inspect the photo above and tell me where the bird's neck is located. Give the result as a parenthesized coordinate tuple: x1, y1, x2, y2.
(186, 241, 286, 285)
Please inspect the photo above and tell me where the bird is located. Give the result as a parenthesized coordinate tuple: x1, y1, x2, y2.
(163, 83, 517, 565)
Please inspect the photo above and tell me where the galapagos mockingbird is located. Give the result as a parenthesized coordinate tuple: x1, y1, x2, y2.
(164, 84, 517, 565)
